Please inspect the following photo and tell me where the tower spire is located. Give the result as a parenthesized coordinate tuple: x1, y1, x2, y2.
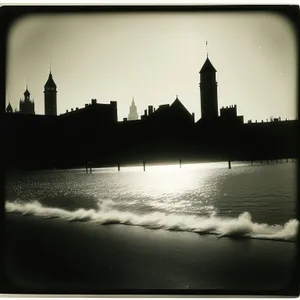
(128, 96, 138, 120)
(26, 78, 28, 90)
(50, 61, 52, 75)
(44, 66, 57, 116)
(206, 41, 208, 58)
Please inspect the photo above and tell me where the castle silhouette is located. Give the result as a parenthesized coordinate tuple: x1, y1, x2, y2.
(4, 53, 297, 170)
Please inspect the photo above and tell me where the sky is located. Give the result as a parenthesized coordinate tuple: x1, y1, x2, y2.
(6, 11, 298, 122)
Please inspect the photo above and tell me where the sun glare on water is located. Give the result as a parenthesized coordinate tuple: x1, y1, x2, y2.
(97, 161, 231, 197)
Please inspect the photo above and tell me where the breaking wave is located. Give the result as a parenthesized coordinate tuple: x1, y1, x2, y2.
(5, 200, 298, 242)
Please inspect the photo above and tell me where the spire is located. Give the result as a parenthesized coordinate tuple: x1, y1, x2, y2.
(128, 96, 139, 120)
(50, 61, 52, 75)
(199, 41, 216, 73)
(44, 70, 57, 89)
(24, 80, 30, 98)
(199, 57, 216, 73)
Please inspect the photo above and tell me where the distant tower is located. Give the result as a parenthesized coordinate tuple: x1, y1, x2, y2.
(128, 97, 139, 120)
(199, 46, 218, 120)
(6, 103, 13, 113)
(19, 86, 35, 114)
(44, 68, 57, 116)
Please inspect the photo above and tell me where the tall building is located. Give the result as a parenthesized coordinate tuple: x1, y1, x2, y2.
(19, 86, 35, 114)
(199, 56, 218, 120)
(44, 70, 57, 116)
(128, 97, 139, 120)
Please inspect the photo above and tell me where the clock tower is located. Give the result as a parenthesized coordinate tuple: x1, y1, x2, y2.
(199, 57, 218, 120)
(44, 70, 57, 116)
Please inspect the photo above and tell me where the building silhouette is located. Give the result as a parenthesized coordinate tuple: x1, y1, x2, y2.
(44, 71, 57, 116)
(128, 97, 139, 121)
(17, 86, 35, 114)
(3, 49, 297, 170)
(199, 57, 218, 120)
(140, 96, 195, 126)
(197, 56, 243, 127)
(219, 105, 244, 124)
(61, 98, 118, 124)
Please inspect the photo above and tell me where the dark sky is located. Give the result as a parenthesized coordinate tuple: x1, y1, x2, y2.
(6, 11, 297, 122)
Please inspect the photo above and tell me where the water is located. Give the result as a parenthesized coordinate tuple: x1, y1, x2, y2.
(5, 161, 298, 241)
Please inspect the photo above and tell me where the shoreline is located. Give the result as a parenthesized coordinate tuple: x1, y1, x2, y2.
(5, 158, 297, 172)
(4, 213, 297, 294)
(6, 210, 298, 244)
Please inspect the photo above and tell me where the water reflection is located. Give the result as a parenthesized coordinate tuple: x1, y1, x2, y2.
(104, 162, 247, 215)
(6, 161, 296, 224)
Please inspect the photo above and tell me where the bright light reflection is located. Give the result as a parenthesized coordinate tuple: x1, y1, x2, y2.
(70, 162, 250, 215)
(119, 162, 229, 197)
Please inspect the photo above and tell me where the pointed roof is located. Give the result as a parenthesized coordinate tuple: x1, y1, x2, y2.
(45, 72, 57, 88)
(199, 57, 216, 73)
(24, 87, 30, 98)
(6, 102, 13, 112)
(171, 96, 191, 115)
(172, 94, 181, 105)
(131, 97, 136, 106)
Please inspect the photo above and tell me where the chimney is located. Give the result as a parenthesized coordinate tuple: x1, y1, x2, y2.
(91, 99, 97, 105)
(123, 118, 127, 122)
(144, 109, 147, 116)
(71, 108, 74, 112)
(148, 105, 153, 115)
(76, 107, 78, 110)
(66, 109, 68, 113)
(85, 104, 88, 108)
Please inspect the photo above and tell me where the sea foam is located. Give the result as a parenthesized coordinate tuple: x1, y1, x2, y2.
(5, 200, 298, 242)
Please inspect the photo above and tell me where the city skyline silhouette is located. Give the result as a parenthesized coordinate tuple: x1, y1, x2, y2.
(6, 11, 297, 122)
(4, 50, 297, 171)
(3, 8, 299, 171)
(5, 49, 297, 124)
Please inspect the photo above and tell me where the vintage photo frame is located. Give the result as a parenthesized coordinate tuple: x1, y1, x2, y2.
(0, 5, 299, 296)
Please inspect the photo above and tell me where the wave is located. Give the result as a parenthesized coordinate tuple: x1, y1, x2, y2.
(5, 200, 298, 242)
